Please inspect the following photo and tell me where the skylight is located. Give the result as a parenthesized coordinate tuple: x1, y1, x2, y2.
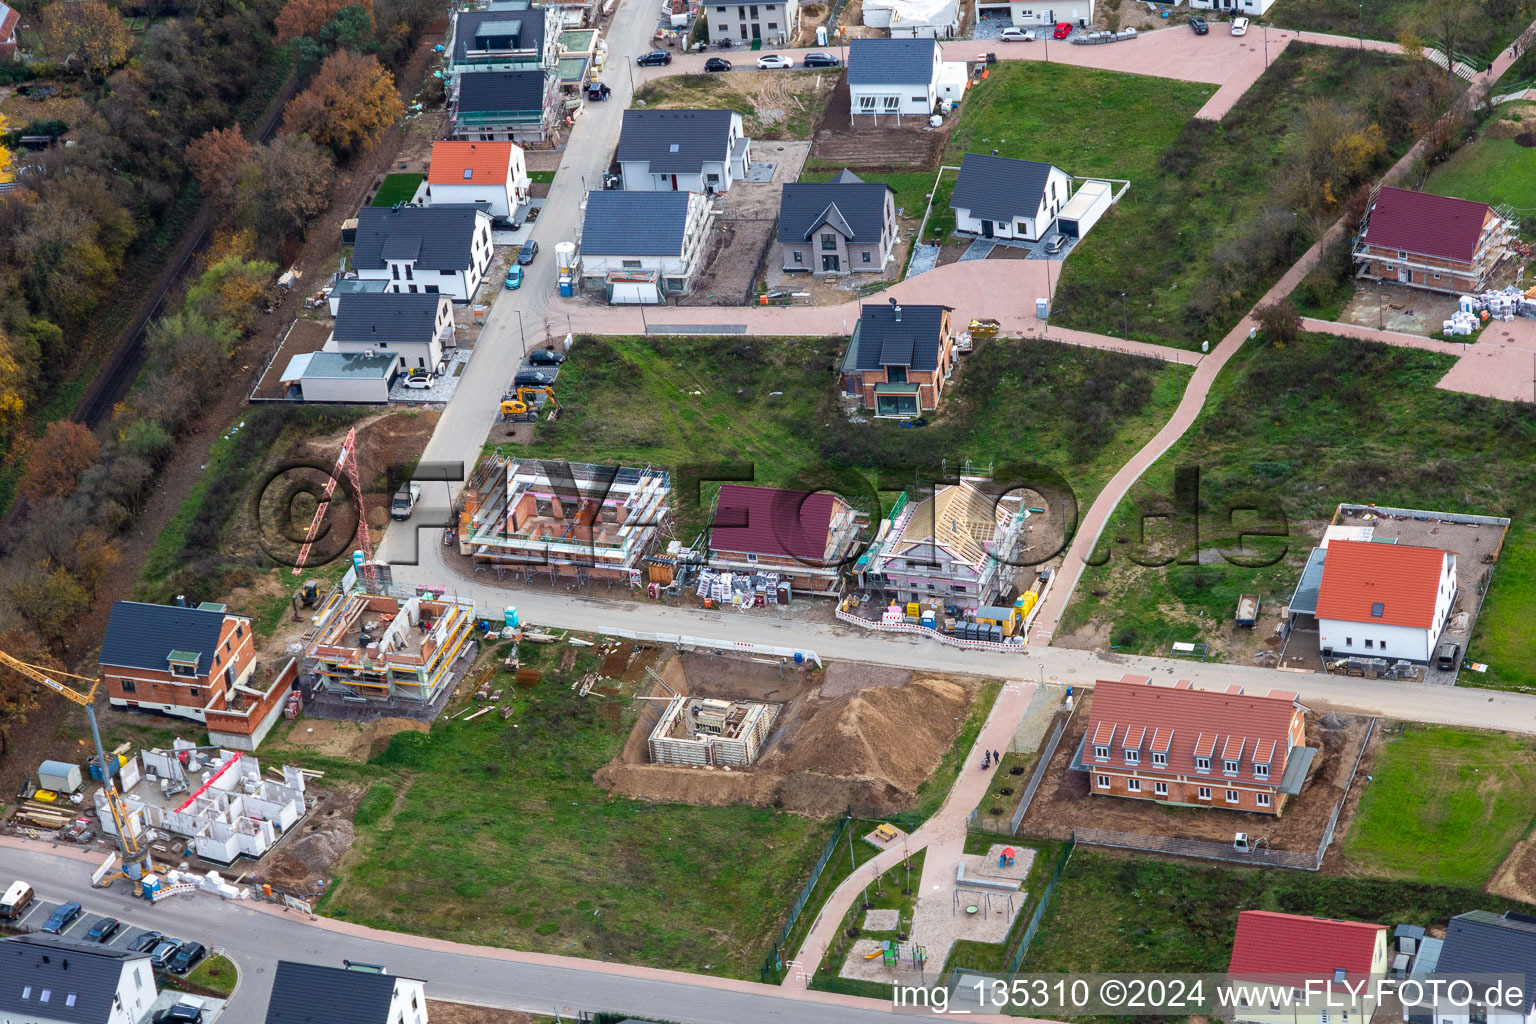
(463, 168, 473, 180)
(669, 143, 679, 152)
(1370, 601, 1384, 618)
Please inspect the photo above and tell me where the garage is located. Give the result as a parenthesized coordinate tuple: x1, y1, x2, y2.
(605, 271, 661, 305)
(1056, 179, 1113, 239)
(296, 351, 396, 403)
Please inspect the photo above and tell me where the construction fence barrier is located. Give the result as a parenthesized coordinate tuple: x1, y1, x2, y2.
(595, 626, 824, 668)
(833, 605, 1027, 654)
(1073, 826, 1323, 870)
(762, 808, 853, 982)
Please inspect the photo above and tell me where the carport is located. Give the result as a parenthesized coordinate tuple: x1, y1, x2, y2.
(1056, 180, 1113, 239)
(605, 270, 661, 305)
(297, 351, 396, 403)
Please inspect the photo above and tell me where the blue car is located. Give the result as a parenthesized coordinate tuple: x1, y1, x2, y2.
(42, 901, 81, 934)
(504, 265, 524, 290)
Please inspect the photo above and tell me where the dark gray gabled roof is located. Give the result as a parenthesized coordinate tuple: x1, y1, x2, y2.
(100, 600, 229, 674)
(581, 190, 693, 256)
(353, 206, 487, 274)
(777, 173, 892, 244)
(1, 934, 149, 1024)
(452, 9, 546, 60)
(846, 37, 940, 86)
(950, 152, 1059, 225)
(846, 302, 949, 373)
(264, 962, 414, 1024)
(334, 292, 446, 346)
(455, 69, 551, 113)
(1436, 911, 1536, 998)
(616, 109, 737, 174)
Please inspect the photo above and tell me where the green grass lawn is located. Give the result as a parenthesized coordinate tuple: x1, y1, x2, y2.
(528, 170, 556, 184)
(1425, 103, 1536, 214)
(1058, 333, 1536, 670)
(808, 850, 928, 998)
(170, 954, 238, 999)
(292, 641, 834, 979)
(372, 172, 425, 207)
(1343, 725, 1536, 886)
(1024, 849, 1526, 974)
(526, 334, 1190, 538)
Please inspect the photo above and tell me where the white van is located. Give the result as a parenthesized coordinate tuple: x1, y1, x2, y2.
(1, 880, 35, 920)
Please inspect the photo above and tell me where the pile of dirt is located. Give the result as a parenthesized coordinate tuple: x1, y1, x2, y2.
(257, 783, 364, 893)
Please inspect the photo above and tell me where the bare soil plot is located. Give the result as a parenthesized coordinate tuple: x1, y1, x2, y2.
(595, 652, 982, 817)
(810, 72, 950, 170)
(683, 140, 810, 306)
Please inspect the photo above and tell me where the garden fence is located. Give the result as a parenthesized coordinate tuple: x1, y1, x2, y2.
(1011, 708, 1072, 834)
(761, 808, 853, 981)
(1006, 841, 1074, 973)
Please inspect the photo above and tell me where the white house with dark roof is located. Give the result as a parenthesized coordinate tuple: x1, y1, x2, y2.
(450, 68, 563, 145)
(778, 170, 897, 276)
(976, 0, 1094, 28)
(1, 934, 158, 1024)
(707, 0, 799, 45)
(264, 961, 427, 1024)
(847, 38, 944, 119)
(328, 292, 454, 374)
(351, 205, 494, 303)
(1188, 0, 1277, 15)
(446, 7, 559, 73)
(578, 190, 714, 302)
(616, 109, 750, 193)
(1406, 911, 1536, 1024)
(950, 152, 1072, 241)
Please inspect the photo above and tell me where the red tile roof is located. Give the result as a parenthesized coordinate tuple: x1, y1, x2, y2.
(1229, 910, 1385, 978)
(1364, 186, 1491, 264)
(0, 2, 18, 41)
(1313, 540, 1449, 629)
(709, 485, 844, 562)
(427, 141, 516, 185)
(1086, 675, 1305, 786)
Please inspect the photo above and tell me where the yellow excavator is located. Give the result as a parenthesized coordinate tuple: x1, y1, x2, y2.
(500, 386, 561, 423)
(0, 650, 155, 892)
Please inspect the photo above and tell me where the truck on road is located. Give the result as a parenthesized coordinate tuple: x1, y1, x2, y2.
(391, 483, 422, 520)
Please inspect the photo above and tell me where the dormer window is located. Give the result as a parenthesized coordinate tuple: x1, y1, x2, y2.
(1223, 759, 1239, 775)
(1152, 751, 1167, 767)
(1124, 748, 1139, 765)
(1254, 763, 1270, 779)
(1093, 744, 1109, 761)
(169, 650, 200, 677)
(1195, 756, 1211, 772)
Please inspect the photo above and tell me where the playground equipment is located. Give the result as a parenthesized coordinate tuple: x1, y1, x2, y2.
(999, 847, 1016, 868)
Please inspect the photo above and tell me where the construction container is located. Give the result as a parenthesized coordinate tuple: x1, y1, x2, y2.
(38, 760, 82, 794)
(905, 601, 921, 618)
(89, 754, 127, 782)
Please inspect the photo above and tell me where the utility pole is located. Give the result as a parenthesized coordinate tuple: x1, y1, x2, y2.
(594, 908, 606, 958)
(1121, 291, 1128, 341)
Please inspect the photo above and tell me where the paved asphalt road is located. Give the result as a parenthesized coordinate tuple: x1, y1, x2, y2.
(0, 842, 1002, 1024)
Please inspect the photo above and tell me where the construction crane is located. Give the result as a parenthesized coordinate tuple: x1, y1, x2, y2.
(293, 425, 373, 585)
(500, 386, 561, 423)
(0, 651, 154, 890)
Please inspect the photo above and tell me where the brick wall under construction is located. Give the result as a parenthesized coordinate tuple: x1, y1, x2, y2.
(648, 696, 780, 768)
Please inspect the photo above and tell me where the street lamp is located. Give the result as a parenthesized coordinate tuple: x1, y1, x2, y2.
(1357, 2, 1363, 48)
(1262, 22, 1269, 66)
(514, 309, 526, 353)
(1121, 290, 1128, 341)
(594, 908, 606, 958)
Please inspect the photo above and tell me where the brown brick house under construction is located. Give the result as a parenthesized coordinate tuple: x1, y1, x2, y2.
(1071, 674, 1317, 816)
(1353, 186, 1515, 294)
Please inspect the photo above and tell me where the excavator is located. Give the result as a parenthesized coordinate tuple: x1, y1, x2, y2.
(0, 650, 155, 892)
(500, 386, 561, 423)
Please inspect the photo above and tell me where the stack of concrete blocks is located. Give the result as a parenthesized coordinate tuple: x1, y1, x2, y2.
(162, 867, 251, 900)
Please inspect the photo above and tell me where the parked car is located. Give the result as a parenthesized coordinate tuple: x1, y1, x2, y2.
(402, 373, 435, 390)
(999, 26, 1035, 41)
(802, 52, 840, 67)
(1189, 15, 1208, 33)
(1044, 233, 1068, 255)
(1052, 21, 1072, 39)
(168, 941, 206, 975)
(153, 1005, 204, 1024)
(150, 938, 181, 969)
(1230, 16, 1249, 34)
(517, 239, 539, 265)
(756, 53, 792, 69)
(514, 369, 556, 387)
(585, 81, 611, 100)
(703, 56, 732, 72)
(637, 49, 671, 66)
(128, 930, 164, 953)
(528, 348, 566, 366)
(85, 917, 120, 943)
(42, 901, 81, 934)
(504, 265, 524, 289)
(1436, 641, 1462, 671)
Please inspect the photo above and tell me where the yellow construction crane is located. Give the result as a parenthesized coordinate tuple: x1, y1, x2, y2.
(0, 650, 154, 890)
(500, 386, 561, 422)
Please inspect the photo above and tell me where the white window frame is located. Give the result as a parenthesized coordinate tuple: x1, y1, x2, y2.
(1223, 758, 1238, 775)
(1226, 789, 1239, 804)
(1197, 786, 1211, 800)
(1152, 750, 1167, 767)
(1097, 775, 1110, 789)
(1254, 762, 1270, 779)
(1195, 756, 1211, 772)
(1127, 778, 1141, 793)
(1093, 744, 1109, 761)
(1154, 781, 1168, 797)
(1257, 792, 1272, 807)
(1124, 748, 1139, 765)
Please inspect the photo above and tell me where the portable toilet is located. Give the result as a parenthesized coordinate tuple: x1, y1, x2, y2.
(559, 273, 573, 298)
(816, 24, 828, 44)
(505, 606, 519, 629)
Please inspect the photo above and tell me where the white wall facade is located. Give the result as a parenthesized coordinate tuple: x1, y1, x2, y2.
(619, 114, 749, 193)
(581, 194, 714, 295)
(357, 212, 493, 302)
(1188, 0, 1276, 13)
(977, 0, 1093, 25)
(953, 165, 1072, 240)
(389, 978, 430, 1024)
(1318, 552, 1457, 663)
(7, 957, 155, 1024)
(849, 41, 941, 116)
(708, 0, 798, 45)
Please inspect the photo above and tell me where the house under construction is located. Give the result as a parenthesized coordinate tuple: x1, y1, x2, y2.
(648, 695, 779, 767)
(458, 454, 671, 582)
(304, 590, 475, 704)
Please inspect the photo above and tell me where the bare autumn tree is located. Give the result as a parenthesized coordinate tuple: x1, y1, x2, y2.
(232, 134, 335, 246)
(1254, 299, 1303, 348)
(1417, 0, 1493, 74)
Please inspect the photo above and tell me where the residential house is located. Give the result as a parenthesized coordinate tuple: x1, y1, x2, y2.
(457, 455, 672, 580)
(706, 0, 799, 46)
(99, 601, 291, 751)
(975, 0, 1094, 27)
(305, 590, 476, 704)
(1314, 540, 1457, 664)
(446, 7, 559, 73)
(707, 484, 865, 595)
(264, 961, 428, 1024)
(861, 479, 1025, 611)
(0, 2, 19, 60)
(778, 169, 897, 276)
(577, 190, 714, 302)
(0, 934, 158, 1024)
(950, 152, 1072, 241)
(1074, 674, 1314, 815)
(839, 301, 955, 415)
(329, 292, 455, 375)
(451, 69, 564, 145)
(846, 38, 943, 119)
(1408, 912, 1536, 1024)
(1353, 186, 1515, 294)
(352, 205, 495, 303)
(861, 0, 960, 38)
(425, 140, 530, 221)
(1188, 0, 1277, 14)
(1227, 911, 1388, 1024)
(616, 109, 751, 193)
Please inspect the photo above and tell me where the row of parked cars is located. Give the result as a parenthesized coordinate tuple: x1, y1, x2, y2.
(635, 49, 841, 70)
(38, 898, 208, 975)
